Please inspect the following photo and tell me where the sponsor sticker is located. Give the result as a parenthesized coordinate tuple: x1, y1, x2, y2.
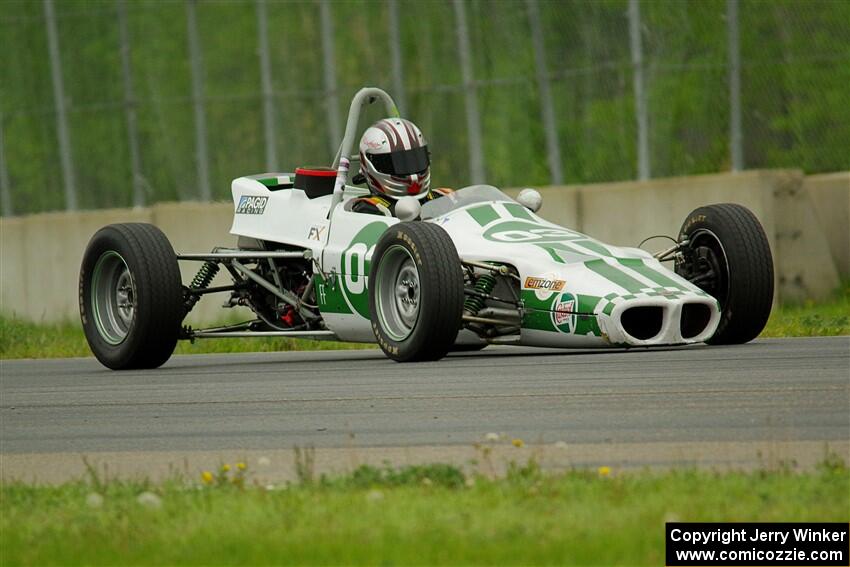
(308, 225, 327, 241)
(524, 276, 566, 291)
(236, 195, 268, 215)
(551, 292, 577, 333)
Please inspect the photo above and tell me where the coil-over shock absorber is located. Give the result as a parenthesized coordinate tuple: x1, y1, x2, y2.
(463, 272, 496, 315)
(190, 261, 219, 290)
(184, 261, 220, 313)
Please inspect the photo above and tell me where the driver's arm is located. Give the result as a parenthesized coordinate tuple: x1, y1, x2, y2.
(428, 187, 454, 199)
(352, 196, 393, 217)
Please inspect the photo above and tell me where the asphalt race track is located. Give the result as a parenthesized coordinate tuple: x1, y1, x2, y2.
(1, 337, 848, 480)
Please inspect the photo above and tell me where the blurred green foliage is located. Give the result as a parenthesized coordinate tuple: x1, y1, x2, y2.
(0, 0, 848, 215)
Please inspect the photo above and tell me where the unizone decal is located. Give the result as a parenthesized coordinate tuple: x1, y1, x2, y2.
(523, 276, 566, 291)
(236, 195, 268, 215)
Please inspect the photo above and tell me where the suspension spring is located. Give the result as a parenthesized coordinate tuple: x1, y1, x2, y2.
(463, 273, 496, 315)
(190, 261, 220, 290)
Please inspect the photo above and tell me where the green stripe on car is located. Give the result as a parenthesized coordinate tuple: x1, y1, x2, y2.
(503, 202, 535, 221)
(466, 204, 500, 226)
(572, 239, 613, 257)
(617, 258, 687, 290)
(584, 259, 647, 293)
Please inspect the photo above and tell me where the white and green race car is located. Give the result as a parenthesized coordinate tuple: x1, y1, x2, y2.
(79, 88, 774, 369)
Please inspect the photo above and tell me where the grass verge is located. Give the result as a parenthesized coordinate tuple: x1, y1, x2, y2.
(1, 458, 847, 566)
(1, 283, 847, 359)
(761, 282, 850, 337)
(0, 316, 375, 360)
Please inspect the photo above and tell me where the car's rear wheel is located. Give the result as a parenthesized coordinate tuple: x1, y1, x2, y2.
(80, 223, 184, 369)
(369, 222, 464, 362)
(675, 203, 774, 345)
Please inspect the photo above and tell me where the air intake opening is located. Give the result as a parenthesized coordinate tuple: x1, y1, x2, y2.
(621, 306, 663, 340)
(680, 303, 712, 339)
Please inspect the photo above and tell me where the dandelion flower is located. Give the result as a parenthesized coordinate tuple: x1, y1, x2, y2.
(511, 438, 525, 448)
(201, 471, 214, 484)
(221, 464, 231, 472)
(236, 462, 247, 471)
(136, 491, 162, 509)
(598, 466, 611, 477)
(86, 493, 104, 509)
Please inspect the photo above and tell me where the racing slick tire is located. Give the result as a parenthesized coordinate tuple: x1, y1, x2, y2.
(79, 223, 184, 369)
(369, 222, 464, 362)
(675, 203, 774, 345)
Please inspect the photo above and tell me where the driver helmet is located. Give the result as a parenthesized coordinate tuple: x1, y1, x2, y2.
(359, 118, 431, 200)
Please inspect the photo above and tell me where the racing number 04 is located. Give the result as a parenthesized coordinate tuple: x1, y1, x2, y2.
(343, 242, 374, 295)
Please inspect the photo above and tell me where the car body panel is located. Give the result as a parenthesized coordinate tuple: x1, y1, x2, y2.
(229, 179, 720, 348)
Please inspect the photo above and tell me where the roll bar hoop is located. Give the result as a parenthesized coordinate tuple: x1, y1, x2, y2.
(328, 87, 400, 216)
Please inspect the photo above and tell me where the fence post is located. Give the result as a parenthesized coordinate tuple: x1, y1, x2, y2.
(387, 0, 407, 114)
(727, 0, 743, 171)
(44, 0, 78, 210)
(319, 0, 342, 156)
(117, 0, 144, 208)
(0, 112, 12, 216)
(628, 0, 650, 180)
(526, 0, 563, 185)
(256, 0, 278, 171)
(452, 0, 485, 184)
(186, 0, 211, 201)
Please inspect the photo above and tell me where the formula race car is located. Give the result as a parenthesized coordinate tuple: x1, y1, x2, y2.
(79, 88, 774, 369)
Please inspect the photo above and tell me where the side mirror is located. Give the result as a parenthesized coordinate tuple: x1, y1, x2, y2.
(395, 197, 422, 221)
(516, 188, 542, 213)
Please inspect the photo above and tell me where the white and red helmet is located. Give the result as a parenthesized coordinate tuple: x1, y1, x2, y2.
(359, 118, 431, 200)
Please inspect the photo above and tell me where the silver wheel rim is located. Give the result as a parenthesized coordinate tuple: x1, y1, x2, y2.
(91, 251, 135, 345)
(375, 245, 421, 341)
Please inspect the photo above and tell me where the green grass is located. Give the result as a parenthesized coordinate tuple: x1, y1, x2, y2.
(1, 459, 847, 566)
(0, 316, 375, 360)
(1, 284, 847, 359)
(762, 282, 850, 337)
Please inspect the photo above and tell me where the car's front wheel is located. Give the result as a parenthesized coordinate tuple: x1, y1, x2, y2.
(79, 223, 184, 369)
(675, 203, 774, 345)
(368, 222, 464, 362)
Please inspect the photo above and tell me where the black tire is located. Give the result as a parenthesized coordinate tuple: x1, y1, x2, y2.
(79, 223, 184, 369)
(368, 222, 464, 362)
(675, 203, 774, 345)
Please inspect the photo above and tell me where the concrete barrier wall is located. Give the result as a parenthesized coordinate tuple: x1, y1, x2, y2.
(1, 169, 844, 324)
(0, 203, 250, 325)
(803, 172, 850, 280)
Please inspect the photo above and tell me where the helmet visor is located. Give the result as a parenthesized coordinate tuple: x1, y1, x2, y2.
(369, 146, 430, 176)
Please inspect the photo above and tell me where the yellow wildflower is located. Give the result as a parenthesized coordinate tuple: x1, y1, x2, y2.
(221, 464, 231, 472)
(598, 466, 611, 477)
(201, 471, 214, 484)
(511, 438, 525, 448)
(236, 462, 247, 471)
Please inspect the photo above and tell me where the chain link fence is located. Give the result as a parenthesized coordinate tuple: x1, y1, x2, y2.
(1, 0, 848, 216)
